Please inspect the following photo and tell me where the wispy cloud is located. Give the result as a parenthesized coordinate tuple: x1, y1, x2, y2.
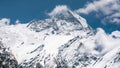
(75, 0, 120, 24)
(48, 5, 69, 16)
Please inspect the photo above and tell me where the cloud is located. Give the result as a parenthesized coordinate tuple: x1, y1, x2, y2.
(75, 0, 120, 24)
(48, 5, 69, 16)
(94, 28, 120, 55)
(15, 19, 21, 24)
(0, 18, 10, 26)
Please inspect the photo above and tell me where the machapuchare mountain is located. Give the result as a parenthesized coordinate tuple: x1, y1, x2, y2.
(0, 6, 120, 68)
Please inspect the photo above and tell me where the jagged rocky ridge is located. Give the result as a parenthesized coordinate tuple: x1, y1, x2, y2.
(0, 6, 120, 68)
(0, 41, 18, 68)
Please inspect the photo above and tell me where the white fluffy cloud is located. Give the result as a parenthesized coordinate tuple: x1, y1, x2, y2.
(95, 28, 120, 54)
(75, 0, 120, 24)
(0, 18, 10, 26)
(15, 19, 21, 24)
(48, 5, 69, 16)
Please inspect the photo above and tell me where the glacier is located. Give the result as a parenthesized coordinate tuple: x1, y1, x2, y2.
(0, 5, 120, 68)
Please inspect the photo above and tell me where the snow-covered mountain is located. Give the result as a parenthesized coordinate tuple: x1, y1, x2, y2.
(0, 5, 120, 68)
(27, 6, 93, 36)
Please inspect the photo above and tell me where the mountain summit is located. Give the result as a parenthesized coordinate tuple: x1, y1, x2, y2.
(27, 5, 93, 37)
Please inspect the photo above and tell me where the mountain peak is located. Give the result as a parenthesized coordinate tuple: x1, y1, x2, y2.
(48, 5, 89, 28)
(27, 6, 92, 35)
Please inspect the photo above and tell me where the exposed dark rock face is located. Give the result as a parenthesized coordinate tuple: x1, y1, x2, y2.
(0, 41, 18, 68)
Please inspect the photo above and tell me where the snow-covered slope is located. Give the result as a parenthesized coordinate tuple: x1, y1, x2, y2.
(0, 5, 120, 68)
(89, 45, 120, 68)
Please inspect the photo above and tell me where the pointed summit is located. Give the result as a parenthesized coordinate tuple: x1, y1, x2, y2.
(27, 5, 93, 36)
(49, 5, 88, 28)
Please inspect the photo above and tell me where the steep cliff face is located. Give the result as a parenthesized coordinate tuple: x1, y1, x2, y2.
(0, 41, 18, 68)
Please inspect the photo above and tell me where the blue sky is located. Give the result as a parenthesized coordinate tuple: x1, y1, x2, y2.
(0, 0, 120, 33)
